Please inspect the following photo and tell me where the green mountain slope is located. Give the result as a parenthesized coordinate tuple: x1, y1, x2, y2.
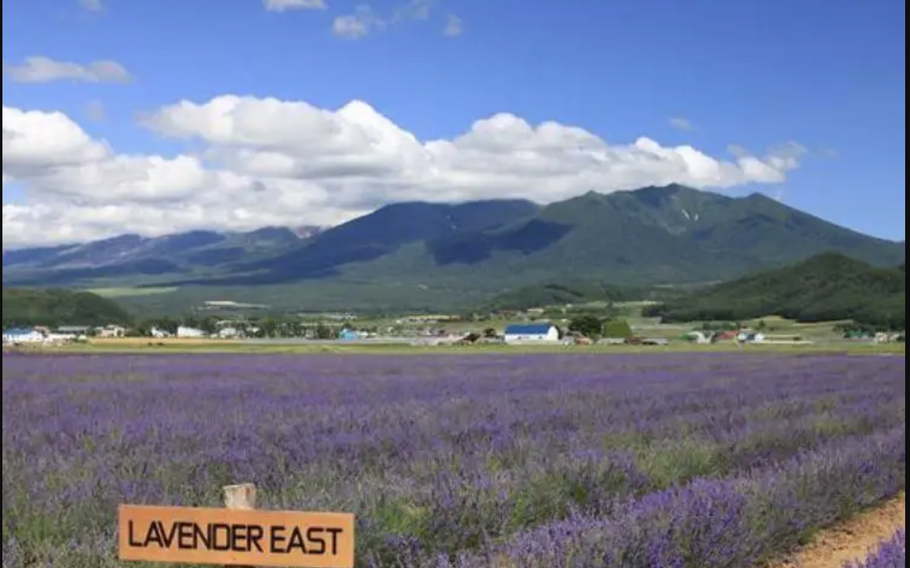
(650, 253, 906, 329)
(2, 186, 904, 303)
(2, 288, 133, 328)
(1, 227, 310, 287)
(485, 280, 650, 311)
(497, 186, 904, 284)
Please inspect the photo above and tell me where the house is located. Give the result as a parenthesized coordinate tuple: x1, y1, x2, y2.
(3, 328, 45, 344)
(716, 331, 739, 342)
(503, 324, 560, 344)
(218, 327, 241, 339)
(95, 325, 126, 338)
(737, 332, 766, 344)
(176, 326, 206, 339)
(874, 332, 902, 344)
(685, 331, 713, 345)
(339, 329, 361, 341)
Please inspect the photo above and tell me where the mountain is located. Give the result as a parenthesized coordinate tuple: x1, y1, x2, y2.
(207, 199, 543, 284)
(648, 253, 906, 330)
(2, 288, 133, 328)
(3, 186, 905, 304)
(2, 226, 309, 287)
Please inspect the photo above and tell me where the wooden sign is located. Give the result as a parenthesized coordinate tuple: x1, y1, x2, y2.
(118, 504, 356, 567)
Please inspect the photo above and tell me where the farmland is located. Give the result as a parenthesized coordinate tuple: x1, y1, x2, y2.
(2, 352, 906, 568)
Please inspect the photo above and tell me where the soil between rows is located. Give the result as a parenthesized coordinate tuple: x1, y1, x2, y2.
(772, 493, 906, 568)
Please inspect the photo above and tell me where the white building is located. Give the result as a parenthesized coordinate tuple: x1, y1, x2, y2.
(218, 327, 240, 339)
(687, 331, 714, 345)
(96, 325, 126, 338)
(737, 332, 766, 344)
(45, 333, 78, 344)
(503, 324, 560, 344)
(150, 327, 172, 339)
(176, 326, 206, 339)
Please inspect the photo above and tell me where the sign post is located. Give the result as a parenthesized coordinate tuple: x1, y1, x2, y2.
(118, 483, 355, 568)
(224, 483, 257, 568)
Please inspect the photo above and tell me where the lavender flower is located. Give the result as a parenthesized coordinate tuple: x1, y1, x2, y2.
(845, 530, 906, 568)
(2, 352, 905, 567)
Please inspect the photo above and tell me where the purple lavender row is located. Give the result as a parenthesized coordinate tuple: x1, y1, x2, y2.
(432, 426, 906, 568)
(845, 530, 907, 568)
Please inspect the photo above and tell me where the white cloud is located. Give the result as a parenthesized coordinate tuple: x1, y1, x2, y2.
(443, 14, 463, 37)
(264, 0, 327, 11)
(392, 0, 432, 23)
(334, 0, 434, 39)
(333, 6, 383, 39)
(3, 97, 804, 247)
(669, 117, 696, 132)
(4, 56, 132, 84)
(80, 0, 104, 12)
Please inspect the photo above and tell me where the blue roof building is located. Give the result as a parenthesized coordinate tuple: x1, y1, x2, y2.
(3, 327, 35, 336)
(2, 327, 44, 343)
(503, 324, 560, 343)
(339, 329, 361, 341)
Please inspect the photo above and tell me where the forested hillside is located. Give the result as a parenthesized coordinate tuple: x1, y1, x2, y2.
(648, 253, 906, 329)
(2, 288, 132, 328)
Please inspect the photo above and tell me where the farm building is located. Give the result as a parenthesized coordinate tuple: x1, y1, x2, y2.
(737, 332, 766, 344)
(218, 327, 241, 339)
(95, 325, 126, 338)
(683, 331, 714, 345)
(3, 328, 45, 344)
(339, 329, 361, 341)
(503, 324, 560, 344)
(176, 326, 206, 339)
(150, 327, 172, 339)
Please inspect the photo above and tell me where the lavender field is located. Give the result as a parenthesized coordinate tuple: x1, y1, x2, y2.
(845, 530, 906, 568)
(2, 352, 906, 568)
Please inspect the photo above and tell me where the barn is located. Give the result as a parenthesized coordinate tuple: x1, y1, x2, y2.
(503, 324, 560, 344)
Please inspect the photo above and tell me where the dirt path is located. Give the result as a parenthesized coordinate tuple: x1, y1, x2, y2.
(772, 493, 906, 568)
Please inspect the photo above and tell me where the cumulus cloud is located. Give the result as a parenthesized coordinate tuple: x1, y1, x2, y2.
(264, 0, 327, 11)
(443, 14, 464, 37)
(4, 56, 131, 84)
(3, 96, 805, 247)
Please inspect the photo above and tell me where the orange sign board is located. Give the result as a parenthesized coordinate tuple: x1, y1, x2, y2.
(118, 505, 355, 568)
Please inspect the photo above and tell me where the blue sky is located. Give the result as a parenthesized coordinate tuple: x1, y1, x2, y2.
(2, 0, 906, 246)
